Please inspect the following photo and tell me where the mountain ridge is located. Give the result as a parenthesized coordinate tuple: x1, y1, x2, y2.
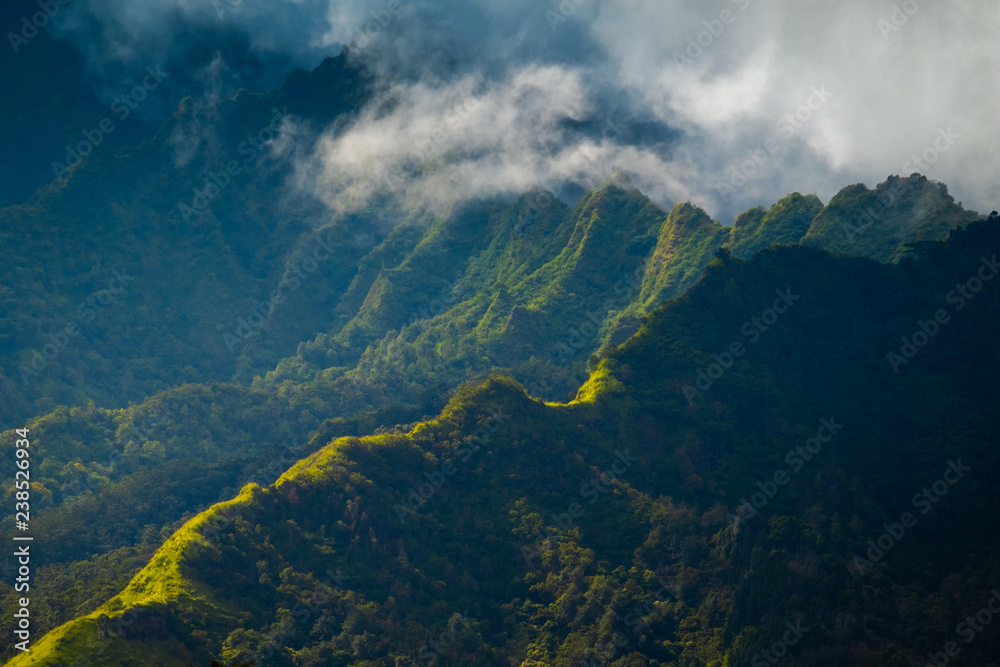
(12, 213, 1000, 665)
(0, 50, 989, 667)
(1, 173, 982, 659)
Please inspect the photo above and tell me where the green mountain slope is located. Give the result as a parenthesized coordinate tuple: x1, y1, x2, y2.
(728, 192, 824, 259)
(0, 0, 141, 209)
(801, 174, 979, 262)
(0, 173, 983, 656)
(14, 213, 1000, 666)
(0, 53, 371, 426)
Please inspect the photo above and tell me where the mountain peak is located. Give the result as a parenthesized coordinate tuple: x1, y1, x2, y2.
(802, 174, 978, 261)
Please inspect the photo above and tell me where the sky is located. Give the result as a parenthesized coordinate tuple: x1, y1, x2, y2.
(49, 0, 1000, 223)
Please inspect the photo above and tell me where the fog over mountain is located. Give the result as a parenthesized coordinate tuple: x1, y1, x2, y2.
(42, 0, 997, 222)
(7, 2, 1000, 664)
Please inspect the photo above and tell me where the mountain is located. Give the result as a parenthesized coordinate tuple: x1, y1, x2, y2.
(0, 46, 991, 667)
(0, 163, 982, 661)
(0, 0, 139, 209)
(9, 209, 1000, 665)
(0, 53, 371, 427)
(0, 44, 978, 429)
(801, 174, 978, 262)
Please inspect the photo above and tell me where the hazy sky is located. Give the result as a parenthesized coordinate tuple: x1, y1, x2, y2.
(54, 0, 1000, 222)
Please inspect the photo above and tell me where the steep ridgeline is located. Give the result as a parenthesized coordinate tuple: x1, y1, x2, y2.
(14, 214, 1000, 666)
(802, 174, 978, 262)
(257, 174, 975, 409)
(256, 179, 671, 407)
(3, 67, 971, 432)
(0, 177, 980, 654)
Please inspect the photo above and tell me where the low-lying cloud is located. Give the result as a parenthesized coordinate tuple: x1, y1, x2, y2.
(296, 66, 698, 216)
(52, 0, 1000, 222)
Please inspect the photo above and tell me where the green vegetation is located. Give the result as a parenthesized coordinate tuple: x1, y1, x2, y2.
(1, 41, 992, 667)
(10, 212, 1000, 665)
(0, 54, 373, 427)
(1, 164, 981, 661)
(802, 174, 979, 261)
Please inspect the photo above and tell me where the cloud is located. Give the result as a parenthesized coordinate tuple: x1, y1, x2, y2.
(295, 65, 699, 218)
(54, 0, 1000, 222)
(590, 0, 1000, 218)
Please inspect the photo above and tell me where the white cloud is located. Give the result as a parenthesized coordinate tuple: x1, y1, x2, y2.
(299, 66, 700, 215)
(58, 0, 1000, 221)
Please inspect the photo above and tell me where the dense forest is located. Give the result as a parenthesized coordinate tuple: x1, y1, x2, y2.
(0, 149, 982, 662)
(7, 211, 1000, 665)
(2, 7, 998, 663)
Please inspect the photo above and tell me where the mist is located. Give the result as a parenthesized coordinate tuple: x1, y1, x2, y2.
(52, 0, 1000, 222)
